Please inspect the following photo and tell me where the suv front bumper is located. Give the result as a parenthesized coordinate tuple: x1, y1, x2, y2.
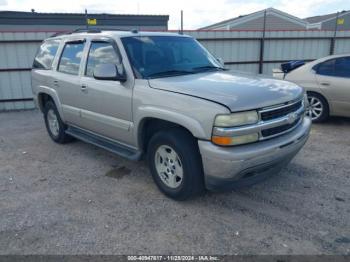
(198, 117, 311, 191)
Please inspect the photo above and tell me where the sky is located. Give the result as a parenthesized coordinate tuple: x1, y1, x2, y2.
(0, 0, 348, 29)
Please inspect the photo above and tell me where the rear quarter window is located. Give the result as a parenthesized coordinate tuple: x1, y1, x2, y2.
(33, 39, 61, 70)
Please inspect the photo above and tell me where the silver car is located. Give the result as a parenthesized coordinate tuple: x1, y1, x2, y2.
(31, 29, 311, 200)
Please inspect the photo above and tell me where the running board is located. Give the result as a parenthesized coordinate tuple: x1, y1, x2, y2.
(66, 126, 142, 161)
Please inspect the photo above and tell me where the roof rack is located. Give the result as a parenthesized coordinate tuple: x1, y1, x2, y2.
(50, 27, 136, 38)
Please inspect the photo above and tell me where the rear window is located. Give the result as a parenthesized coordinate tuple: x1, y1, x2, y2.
(334, 57, 350, 78)
(58, 41, 85, 75)
(33, 39, 60, 69)
(316, 57, 350, 78)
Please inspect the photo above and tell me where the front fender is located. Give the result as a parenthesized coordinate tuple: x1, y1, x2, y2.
(134, 105, 208, 147)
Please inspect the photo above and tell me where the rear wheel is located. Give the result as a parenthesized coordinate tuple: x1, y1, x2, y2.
(306, 92, 329, 122)
(43, 100, 73, 143)
(147, 128, 205, 200)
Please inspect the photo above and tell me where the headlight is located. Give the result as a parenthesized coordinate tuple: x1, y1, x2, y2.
(212, 133, 259, 146)
(212, 111, 259, 146)
(214, 111, 258, 127)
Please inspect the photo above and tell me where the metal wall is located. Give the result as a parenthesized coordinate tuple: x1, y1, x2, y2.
(1, 30, 350, 110)
(186, 30, 350, 74)
(0, 31, 55, 110)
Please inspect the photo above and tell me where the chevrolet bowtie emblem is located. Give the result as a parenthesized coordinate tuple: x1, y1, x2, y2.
(287, 112, 298, 124)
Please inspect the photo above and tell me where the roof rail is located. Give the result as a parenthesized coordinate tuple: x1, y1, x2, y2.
(50, 28, 102, 37)
(50, 27, 138, 38)
(72, 28, 102, 33)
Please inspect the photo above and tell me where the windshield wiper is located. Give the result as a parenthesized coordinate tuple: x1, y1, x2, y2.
(192, 65, 227, 72)
(147, 70, 195, 79)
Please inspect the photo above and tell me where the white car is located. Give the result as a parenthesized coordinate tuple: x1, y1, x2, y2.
(273, 54, 350, 122)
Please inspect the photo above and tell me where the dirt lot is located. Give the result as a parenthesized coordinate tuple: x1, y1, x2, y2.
(0, 110, 349, 255)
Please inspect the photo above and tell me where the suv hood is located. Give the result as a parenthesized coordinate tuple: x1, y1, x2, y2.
(148, 71, 303, 112)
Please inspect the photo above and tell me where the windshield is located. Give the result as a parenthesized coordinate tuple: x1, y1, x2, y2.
(121, 36, 223, 79)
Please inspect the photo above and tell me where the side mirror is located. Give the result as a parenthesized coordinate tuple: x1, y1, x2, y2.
(93, 63, 127, 82)
(216, 57, 224, 67)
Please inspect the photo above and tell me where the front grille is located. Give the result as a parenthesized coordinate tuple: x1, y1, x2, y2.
(261, 117, 300, 137)
(259, 99, 304, 139)
(261, 101, 302, 121)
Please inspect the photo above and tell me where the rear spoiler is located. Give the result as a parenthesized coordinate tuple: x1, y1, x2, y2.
(272, 60, 305, 80)
(281, 60, 305, 73)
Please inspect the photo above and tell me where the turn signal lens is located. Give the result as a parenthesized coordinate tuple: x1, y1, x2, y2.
(211, 136, 232, 146)
(212, 133, 259, 146)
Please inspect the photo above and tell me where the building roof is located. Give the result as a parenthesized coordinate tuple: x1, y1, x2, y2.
(0, 11, 169, 26)
(199, 8, 307, 30)
(304, 10, 349, 23)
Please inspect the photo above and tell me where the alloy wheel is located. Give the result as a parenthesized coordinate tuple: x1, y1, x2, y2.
(306, 96, 323, 121)
(154, 145, 183, 189)
(47, 109, 60, 137)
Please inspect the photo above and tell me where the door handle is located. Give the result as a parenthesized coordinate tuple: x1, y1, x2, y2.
(320, 82, 330, 86)
(81, 84, 88, 93)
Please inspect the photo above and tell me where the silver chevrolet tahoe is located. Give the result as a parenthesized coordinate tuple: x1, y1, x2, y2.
(31, 29, 311, 200)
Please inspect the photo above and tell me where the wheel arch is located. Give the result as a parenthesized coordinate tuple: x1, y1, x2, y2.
(137, 116, 202, 155)
(37, 89, 65, 121)
(306, 90, 331, 111)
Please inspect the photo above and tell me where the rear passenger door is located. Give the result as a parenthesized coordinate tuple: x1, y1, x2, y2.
(79, 39, 133, 144)
(53, 39, 86, 125)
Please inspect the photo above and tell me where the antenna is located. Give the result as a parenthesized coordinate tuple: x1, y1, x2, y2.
(180, 10, 183, 34)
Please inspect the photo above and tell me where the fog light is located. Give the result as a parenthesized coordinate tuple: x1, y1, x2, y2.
(212, 133, 259, 146)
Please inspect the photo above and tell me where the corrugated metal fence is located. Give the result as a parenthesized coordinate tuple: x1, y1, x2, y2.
(1, 30, 350, 110)
(0, 31, 57, 110)
(186, 30, 350, 74)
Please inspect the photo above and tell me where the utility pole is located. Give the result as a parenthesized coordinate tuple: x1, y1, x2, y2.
(330, 11, 339, 55)
(85, 9, 89, 30)
(259, 9, 267, 74)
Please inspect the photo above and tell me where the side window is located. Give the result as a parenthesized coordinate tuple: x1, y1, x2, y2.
(334, 57, 350, 78)
(58, 41, 85, 75)
(85, 42, 120, 77)
(33, 40, 60, 69)
(316, 59, 336, 76)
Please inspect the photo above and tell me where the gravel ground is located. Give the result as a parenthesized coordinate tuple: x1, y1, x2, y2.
(0, 110, 349, 255)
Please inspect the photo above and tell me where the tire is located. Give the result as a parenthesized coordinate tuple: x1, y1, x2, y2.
(306, 92, 329, 123)
(43, 100, 73, 143)
(147, 128, 205, 200)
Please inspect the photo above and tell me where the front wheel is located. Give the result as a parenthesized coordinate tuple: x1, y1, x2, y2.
(147, 128, 205, 200)
(306, 92, 329, 122)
